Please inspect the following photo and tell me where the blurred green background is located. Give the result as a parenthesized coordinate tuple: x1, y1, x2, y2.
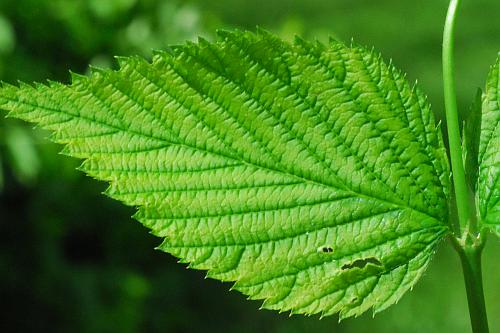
(0, 0, 499, 332)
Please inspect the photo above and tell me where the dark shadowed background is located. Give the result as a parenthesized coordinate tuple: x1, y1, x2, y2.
(0, 0, 499, 332)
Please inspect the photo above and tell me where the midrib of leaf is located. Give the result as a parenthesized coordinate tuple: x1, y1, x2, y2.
(2, 91, 441, 222)
(139, 192, 355, 220)
(148, 202, 397, 244)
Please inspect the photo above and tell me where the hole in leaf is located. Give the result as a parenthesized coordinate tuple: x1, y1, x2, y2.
(341, 257, 382, 270)
(320, 247, 334, 253)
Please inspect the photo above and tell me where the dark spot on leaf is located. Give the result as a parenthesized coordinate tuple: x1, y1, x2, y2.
(341, 257, 382, 270)
(321, 247, 334, 253)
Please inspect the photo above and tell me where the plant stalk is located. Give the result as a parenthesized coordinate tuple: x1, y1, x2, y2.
(443, 0, 475, 235)
(458, 244, 489, 333)
(443, 1, 490, 332)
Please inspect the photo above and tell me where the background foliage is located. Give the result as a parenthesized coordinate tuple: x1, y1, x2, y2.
(0, 0, 498, 332)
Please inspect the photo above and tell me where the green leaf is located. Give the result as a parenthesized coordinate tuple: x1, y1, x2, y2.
(463, 88, 482, 192)
(478, 55, 500, 236)
(0, 30, 450, 318)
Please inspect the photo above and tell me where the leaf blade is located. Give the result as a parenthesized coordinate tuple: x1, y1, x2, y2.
(478, 55, 500, 236)
(0, 31, 450, 317)
(463, 88, 482, 191)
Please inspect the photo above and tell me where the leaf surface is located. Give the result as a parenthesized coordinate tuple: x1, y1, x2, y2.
(0, 30, 450, 317)
(463, 88, 482, 191)
(478, 55, 500, 236)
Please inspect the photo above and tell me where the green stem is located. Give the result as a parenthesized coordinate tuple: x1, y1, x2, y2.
(442, 0, 475, 235)
(443, 1, 489, 332)
(458, 244, 489, 333)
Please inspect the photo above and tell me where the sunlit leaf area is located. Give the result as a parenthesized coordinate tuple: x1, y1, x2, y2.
(0, 1, 498, 332)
